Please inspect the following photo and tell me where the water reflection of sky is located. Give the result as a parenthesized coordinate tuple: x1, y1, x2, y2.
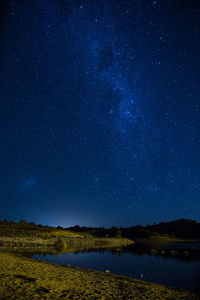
(33, 248, 200, 292)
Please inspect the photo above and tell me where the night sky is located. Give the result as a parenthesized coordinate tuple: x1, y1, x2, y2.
(0, 0, 200, 227)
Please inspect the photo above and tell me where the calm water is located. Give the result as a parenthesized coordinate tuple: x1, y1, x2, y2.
(33, 243, 200, 292)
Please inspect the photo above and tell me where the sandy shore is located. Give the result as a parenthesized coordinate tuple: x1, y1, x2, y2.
(0, 251, 199, 299)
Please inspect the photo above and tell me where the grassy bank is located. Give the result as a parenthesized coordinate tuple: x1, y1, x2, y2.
(0, 227, 133, 250)
(0, 251, 199, 299)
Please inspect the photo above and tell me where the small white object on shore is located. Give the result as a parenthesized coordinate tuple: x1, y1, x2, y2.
(139, 273, 144, 279)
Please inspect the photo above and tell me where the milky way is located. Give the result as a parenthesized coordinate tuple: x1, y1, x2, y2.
(0, 0, 200, 226)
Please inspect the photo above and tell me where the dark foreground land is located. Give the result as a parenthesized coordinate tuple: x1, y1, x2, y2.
(0, 219, 200, 299)
(0, 251, 199, 300)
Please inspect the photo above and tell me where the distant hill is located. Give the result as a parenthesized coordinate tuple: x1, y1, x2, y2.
(121, 219, 200, 241)
(68, 219, 200, 241)
(0, 218, 199, 241)
(144, 219, 200, 239)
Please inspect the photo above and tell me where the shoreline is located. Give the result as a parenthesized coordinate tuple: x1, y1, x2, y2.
(0, 251, 199, 299)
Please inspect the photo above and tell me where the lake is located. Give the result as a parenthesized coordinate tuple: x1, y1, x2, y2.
(33, 242, 200, 292)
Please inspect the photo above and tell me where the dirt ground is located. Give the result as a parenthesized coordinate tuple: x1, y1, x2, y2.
(0, 252, 199, 299)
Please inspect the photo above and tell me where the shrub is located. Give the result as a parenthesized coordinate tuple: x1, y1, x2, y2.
(55, 238, 66, 250)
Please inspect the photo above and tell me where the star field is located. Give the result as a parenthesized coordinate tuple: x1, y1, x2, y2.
(0, 0, 200, 227)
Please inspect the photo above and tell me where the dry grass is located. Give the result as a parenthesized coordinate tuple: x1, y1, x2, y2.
(40, 230, 85, 238)
(0, 227, 133, 250)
